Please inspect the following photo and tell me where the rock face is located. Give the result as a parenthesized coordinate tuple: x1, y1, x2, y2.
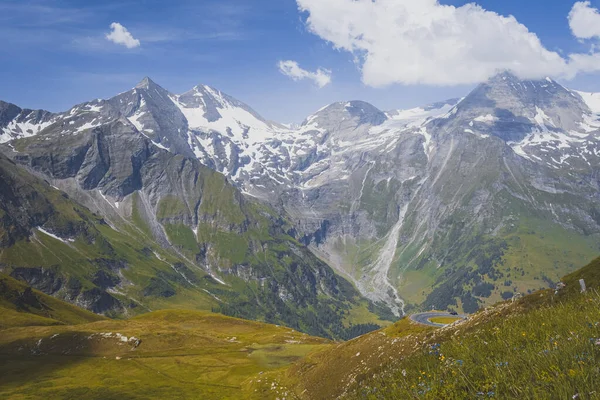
(2, 73, 600, 317)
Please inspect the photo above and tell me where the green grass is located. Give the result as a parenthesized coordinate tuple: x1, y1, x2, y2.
(346, 257, 600, 399)
(243, 256, 600, 399)
(157, 196, 189, 219)
(355, 294, 600, 399)
(0, 274, 105, 329)
(196, 225, 249, 266)
(4, 256, 600, 399)
(428, 316, 461, 325)
(197, 170, 247, 225)
(163, 223, 199, 252)
(343, 302, 393, 329)
(267, 317, 432, 399)
(0, 309, 329, 400)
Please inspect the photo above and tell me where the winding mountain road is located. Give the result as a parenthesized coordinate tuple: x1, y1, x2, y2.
(410, 312, 467, 327)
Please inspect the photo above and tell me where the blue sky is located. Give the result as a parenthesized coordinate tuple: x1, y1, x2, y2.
(1, 0, 600, 123)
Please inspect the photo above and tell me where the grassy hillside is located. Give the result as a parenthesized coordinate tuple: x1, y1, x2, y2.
(271, 256, 600, 399)
(0, 273, 105, 329)
(3, 257, 599, 399)
(0, 308, 330, 400)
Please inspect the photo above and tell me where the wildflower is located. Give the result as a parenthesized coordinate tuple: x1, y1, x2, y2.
(402, 369, 407, 377)
(568, 369, 577, 377)
(596, 339, 600, 346)
(573, 394, 580, 399)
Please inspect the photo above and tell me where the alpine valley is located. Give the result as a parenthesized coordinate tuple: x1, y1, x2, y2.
(1, 71, 600, 330)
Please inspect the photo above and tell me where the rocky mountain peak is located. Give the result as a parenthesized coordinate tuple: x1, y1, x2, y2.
(482, 71, 572, 104)
(135, 76, 159, 90)
(431, 71, 591, 142)
(302, 100, 387, 129)
(0, 101, 22, 125)
(1, 74, 600, 319)
(175, 84, 270, 127)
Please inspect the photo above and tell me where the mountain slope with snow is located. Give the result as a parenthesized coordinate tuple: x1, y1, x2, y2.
(2, 74, 599, 316)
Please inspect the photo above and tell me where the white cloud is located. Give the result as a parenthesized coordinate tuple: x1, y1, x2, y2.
(296, 0, 600, 86)
(569, 1, 600, 39)
(278, 60, 332, 88)
(106, 22, 140, 49)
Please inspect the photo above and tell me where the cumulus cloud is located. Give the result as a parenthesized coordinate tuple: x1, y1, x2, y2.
(106, 22, 140, 49)
(296, 0, 600, 86)
(278, 60, 332, 88)
(569, 1, 600, 39)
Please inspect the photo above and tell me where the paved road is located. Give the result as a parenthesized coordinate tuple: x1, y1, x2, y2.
(410, 312, 467, 327)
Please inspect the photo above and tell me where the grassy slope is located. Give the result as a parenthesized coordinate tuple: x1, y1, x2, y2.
(0, 309, 330, 400)
(0, 273, 105, 329)
(428, 316, 461, 325)
(3, 258, 599, 399)
(255, 256, 600, 399)
(269, 318, 433, 399)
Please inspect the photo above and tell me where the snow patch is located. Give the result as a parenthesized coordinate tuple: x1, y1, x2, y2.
(37, 227, 75, 244)
(473, 114, 498, 123)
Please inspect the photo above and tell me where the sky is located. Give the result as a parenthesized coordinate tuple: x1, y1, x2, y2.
(2, 0, 600, 123)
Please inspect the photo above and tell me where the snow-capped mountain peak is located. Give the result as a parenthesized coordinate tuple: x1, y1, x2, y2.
(173, 85, 274, 137)
(302, 100, 387, 129)
(0, 101, 57, 143)
(3, 75, 600, 316)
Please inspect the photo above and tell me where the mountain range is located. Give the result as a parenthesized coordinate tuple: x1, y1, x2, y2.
(1, 71, 599, 326)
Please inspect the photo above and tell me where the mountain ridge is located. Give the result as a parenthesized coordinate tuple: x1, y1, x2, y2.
(1, 72, 599, 317)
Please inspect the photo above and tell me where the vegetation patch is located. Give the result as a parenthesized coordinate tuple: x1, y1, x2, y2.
(428, 316, 462, 325)
(0, 309, 329, 400)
